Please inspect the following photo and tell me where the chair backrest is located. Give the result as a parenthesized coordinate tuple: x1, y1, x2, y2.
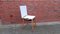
(20, 5, 28, 18)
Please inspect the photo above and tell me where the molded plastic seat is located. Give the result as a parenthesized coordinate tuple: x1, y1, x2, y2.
(23, 15, 35, 20)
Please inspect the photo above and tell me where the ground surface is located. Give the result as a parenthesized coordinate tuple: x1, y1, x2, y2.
(0, 24, 60, 34)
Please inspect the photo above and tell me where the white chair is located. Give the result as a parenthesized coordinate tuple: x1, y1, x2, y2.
(20, 5, 36, 31)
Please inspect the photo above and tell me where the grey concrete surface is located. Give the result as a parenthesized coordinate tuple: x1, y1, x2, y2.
(0, 24, 60, 34)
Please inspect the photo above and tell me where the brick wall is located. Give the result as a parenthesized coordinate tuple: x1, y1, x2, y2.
(0, 0, 60, 24)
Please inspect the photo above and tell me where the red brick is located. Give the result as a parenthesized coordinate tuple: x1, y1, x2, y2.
(0, 0, 60, 24)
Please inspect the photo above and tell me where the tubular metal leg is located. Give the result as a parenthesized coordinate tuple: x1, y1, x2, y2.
(22, 19, 25, 26)
(32, 19, 35, 31)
